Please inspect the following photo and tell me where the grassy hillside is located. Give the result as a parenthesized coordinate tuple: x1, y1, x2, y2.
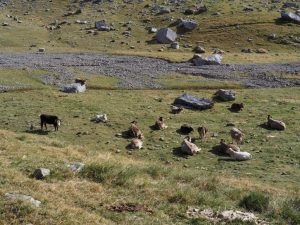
(0, 0, 299, 63)
(0, 75, 299, 224)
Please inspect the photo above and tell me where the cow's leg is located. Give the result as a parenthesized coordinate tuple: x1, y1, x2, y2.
(45, 124, 47, 130)
(41, 122, 43, 130)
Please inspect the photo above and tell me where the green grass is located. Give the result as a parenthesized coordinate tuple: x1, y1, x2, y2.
(0, 85, 299, 224)
(0, 0, 299, 63)
(239, 192, 270, 212)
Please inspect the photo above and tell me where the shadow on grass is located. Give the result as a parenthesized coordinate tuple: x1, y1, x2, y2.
(209, 145, 227, 156)
(25, 129, 50, 135)
(172, 147, 189, 158)
(258, 123, 272, 130)
(227, 107, 241, 113)
(176, 128, 194, 135)
(218, 158, 236, 162)
(121, 130, 132, 139)
(149, 124, 158, 131)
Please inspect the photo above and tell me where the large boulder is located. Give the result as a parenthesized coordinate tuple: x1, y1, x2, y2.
(61, 83, 86, 93)
(214, 89, 236, 101)
(191, 54, 222, 66)
(280, 11, 300, 23)
(156, 28, 177, 44)
(174, 93, 214, 110)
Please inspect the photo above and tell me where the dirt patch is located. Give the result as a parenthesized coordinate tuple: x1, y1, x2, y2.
(108, 203, 153, 213)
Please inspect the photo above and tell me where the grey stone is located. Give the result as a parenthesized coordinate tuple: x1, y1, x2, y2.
(158, 6, 171, 14)
(241, 48, 253, 53)
(67, 163, 85, 172)
(215, 89, 236, 101)
(33, 168, 50, 180)
(174, 93, 214, 110)
(170, 42, 179, 49)
(95, 21, 111, 31)
(156, 28, 177, 44)
(177, 19, 197, 31)
(149, 27, 157, 33)
(281, 11, 300, 23)
(5, 193, 41, 207)
(193, 46, 205, 53)
(190, 54, 222, 66)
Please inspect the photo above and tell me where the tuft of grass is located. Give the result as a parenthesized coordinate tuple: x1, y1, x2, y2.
(280, 198, 300, 225)
(239, 192, 269, 212)
(0, 200, 34, 221)
(80, 162, 137, 186)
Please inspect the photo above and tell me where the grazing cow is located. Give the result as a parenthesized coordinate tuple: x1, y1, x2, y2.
(230, 103, 244, 112)
(198, 126, 208, 140)
(267, 115, 286, 131)
(170, 105, 183, 114)
(40, 114, 61, 131)
(155, 117, 168, 130)
(180, 124, 194, 134)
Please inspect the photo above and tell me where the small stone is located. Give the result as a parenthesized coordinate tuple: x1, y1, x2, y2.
(256, 48, 268, 54)
(193, 46, 205, 53)
(38, 48, 45, 53)
(115, 149, 121, 153)
(159, 137, 165, 141)
(33, 168, 50, 180)
(67, 163, 85, 172)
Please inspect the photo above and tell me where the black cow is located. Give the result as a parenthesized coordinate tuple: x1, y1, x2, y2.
(40, 114, 61, 131)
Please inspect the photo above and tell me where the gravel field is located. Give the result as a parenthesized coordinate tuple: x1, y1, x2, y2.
(0, 53, 299, 90)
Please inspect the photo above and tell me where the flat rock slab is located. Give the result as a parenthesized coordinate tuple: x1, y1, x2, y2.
(191, 54, 222, 66)
(5, 193, 41, 207)
(61, 83, 86, 93)
(281, 11, 300, 23)
(174, 93, 214, 110)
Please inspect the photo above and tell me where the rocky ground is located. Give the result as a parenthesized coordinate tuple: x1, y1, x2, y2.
(0, 53, 299, 90)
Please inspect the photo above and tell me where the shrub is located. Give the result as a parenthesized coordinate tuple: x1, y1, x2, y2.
(239, 192, 269, 212)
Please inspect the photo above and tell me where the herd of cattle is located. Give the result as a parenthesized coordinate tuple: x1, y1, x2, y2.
(38, 102, 286, 161)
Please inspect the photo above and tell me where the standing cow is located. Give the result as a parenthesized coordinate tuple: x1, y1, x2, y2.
(40, 114, 61, 131)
